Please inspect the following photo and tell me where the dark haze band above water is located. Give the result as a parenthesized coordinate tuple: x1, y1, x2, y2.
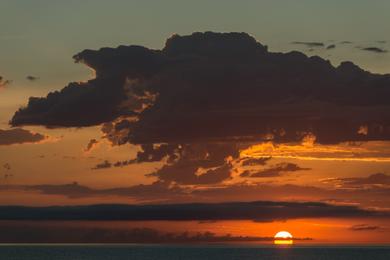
(0, 245, 389, 260)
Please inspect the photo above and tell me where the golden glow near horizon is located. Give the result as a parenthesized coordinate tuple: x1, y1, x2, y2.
(274, 231, 293, 245)
(240, 140, 390, 162)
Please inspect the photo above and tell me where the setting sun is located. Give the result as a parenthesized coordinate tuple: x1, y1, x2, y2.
(274, 231, 293, 245)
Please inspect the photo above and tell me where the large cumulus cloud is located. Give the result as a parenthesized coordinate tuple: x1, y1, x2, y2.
(11, 32, 390, 144)
(10, 32, 390, 184)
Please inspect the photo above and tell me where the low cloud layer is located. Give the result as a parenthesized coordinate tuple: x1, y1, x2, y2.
(0, 128, 46, 145)
(0, 201, 384, 221)
(21, 181, 185, 201)
(1, 181, 390, 209)
(0, 224, 311, 243)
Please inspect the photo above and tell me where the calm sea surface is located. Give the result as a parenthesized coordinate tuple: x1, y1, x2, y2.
(0, 244, 389, 260)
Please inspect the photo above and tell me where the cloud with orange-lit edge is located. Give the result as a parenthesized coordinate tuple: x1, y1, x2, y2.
(9, 32, 390, 185)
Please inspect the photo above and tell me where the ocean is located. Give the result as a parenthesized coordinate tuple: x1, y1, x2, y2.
(0, 244, 389, 260)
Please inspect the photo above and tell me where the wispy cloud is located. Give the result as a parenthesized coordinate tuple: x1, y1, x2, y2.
(241, 162, 310, 178)
(321, 173, 390, 188)
(0, 76, 12, 89)
(349, 224, 382, 231)
(360, 47, 388, 53)
(291, 41, 324, 47)
(26, 75, 39, 81)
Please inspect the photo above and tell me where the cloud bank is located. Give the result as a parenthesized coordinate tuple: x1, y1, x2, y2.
(0, 201, 384, 221)
(2, 180, 389, 209)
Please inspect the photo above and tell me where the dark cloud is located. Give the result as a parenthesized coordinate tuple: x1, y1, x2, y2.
(241, 163, 311, 178)
(3, 163, 11, 171)
(84, 138, 99, 152)
(340, 41, 353, 44)
(360, 47, 388, 53)
(9, 32, 390, 185)
(112, 159, 133, 168)
(20, 181, 185, 201)
(146, 143, 238, 184)
(190, 183, 390, 209)
(63, 155, 77, 160)
(0, 128, 46, 145)
(0, 200, 383, 221)
(326, 44, 336, 50)
(2, 181, 390, 209)
(0, 224, 312, 243)
(26, 75, 39, 81)
(12, 45, 160, 127)
(149, 161, 233, 185)
(0, 76, 12, 88)
(11, 32, 390, 145)
(291, 41, 325, 47)
(94, 143, 177, 168)
(342, 173, 390, 185)
(240, 157, 271, 166)
(349, 224, 382, 231)
(132, 144, 179, 164)
(94, 143, 239, 185)
(3, 173, 13, 179)
(24, 182, 95, 199)
(91, 160, 112, 170)
(323, 173, 390, 187)
(377, 41, 387, 44)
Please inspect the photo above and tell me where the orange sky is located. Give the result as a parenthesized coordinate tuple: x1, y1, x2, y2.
(0, 218, 387, 244)
(1, 27, 390, 244)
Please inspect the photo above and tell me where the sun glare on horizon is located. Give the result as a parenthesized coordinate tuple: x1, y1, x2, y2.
(274, 231, 293, 245)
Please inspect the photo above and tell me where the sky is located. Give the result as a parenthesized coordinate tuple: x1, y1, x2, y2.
(0, 0, 390, 244)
